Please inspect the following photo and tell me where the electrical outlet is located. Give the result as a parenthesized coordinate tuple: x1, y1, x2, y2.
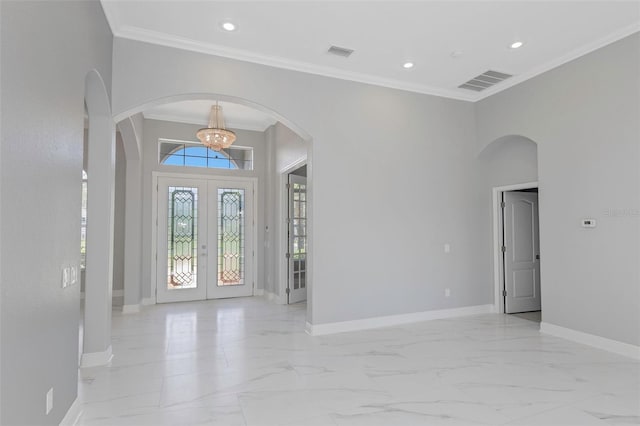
(444, 244, 451, 253)
(46, 387, 53, 415)
(445, 288, 451, 297)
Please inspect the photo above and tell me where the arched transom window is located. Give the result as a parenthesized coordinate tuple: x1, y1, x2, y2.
(159, 139, 253, 170)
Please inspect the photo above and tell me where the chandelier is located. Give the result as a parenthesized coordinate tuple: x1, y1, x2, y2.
(196, 102, 236, 151)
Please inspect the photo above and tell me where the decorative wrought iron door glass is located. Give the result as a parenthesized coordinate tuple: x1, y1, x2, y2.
(167, 187, 198, 289)
(218, 189, 245, 286)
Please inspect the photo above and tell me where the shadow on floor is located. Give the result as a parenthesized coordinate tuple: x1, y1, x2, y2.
(510, 310, 541, 323)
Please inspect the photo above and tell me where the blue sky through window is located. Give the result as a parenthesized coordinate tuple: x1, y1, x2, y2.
(162, 145, 238, 169)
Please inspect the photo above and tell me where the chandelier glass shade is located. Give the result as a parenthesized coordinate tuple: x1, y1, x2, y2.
(196, 103, 236, 151)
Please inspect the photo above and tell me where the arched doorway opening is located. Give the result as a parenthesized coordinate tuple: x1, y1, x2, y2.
(478, 135, 540, 319)
(115, 93, 314, 323)
(82, 69, 116, 367)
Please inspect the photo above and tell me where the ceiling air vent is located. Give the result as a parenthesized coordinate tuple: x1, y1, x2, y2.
(458, 70, 513, 92)
(327, 45, 354, 58)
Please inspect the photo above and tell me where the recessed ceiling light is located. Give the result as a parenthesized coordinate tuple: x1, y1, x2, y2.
(403, 62, 414, 69)
(221, 22, 237, 32)
(510, 41, 524, 49)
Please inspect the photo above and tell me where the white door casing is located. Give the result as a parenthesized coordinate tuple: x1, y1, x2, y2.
(156, 175, 255, 303)
(503, 191, 541, 313)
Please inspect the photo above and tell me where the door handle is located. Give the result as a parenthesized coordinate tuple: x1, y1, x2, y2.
(536, 255, 540, 260)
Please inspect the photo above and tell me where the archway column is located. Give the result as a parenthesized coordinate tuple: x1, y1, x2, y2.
(82, 71, 116, 367)
(118, 117, 143, 312)
(122, 160, 143, 311)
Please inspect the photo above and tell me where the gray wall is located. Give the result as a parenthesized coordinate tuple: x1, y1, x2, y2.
(476, 34, 640, 346)
(113, 134, 126, 294)
(112, 38, 482, 325)
(266, 122, 308, 300)
(275, 122, 307, 173)
(140, 119, 268, 300)
(81, 132, 126, 297)
(291, 165, 307, 177)
(0, 1, 113, 424)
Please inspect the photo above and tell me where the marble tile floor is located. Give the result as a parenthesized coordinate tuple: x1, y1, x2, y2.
(77, 298, 639, 426)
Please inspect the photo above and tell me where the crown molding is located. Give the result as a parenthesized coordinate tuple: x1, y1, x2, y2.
(113, 25, 477, 102)
(108, 17, 640, 104)
(474, 23, 640, 101)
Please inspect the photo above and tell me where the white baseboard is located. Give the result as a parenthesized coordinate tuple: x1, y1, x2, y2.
(80, 289, 124, 300)
(263, 290, 275, 301)
(262, 290, 286, 304)
(59, 397, 82, 426)
(540, 322, 640, 360)
(121, 304, 140, 314)
(141, 297, 155, 306)
(254, 288, 264, 296)
(80, 345, 113, 368)
(305, 321, 314, 335)
(306, 304, 494, 336)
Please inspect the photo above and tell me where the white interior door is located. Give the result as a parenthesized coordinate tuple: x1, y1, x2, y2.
(156, 176, 255, 303)
(287, 174, 307, 304)
(157, 177, 208, 303)
(503, 191, 541, 313)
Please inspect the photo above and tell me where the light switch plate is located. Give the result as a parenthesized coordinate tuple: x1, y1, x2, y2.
(62, 267, 70, 288)
(46, 387, 53, 414)
(70, 266, 78, 285)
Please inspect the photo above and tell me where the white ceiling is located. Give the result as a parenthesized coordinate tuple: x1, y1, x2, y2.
(102, 1, 640, 124)
(143, 100, 277, 131)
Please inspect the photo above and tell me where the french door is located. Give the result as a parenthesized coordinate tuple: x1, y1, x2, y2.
(287, 174, 307, 304)
(156, 176, 255, 303)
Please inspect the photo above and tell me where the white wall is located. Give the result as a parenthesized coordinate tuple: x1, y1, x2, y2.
(112, 38, 481, 326)
(476, 34, 640, 346)
(140, 119, 268, 301)
(0, 1, 113, 424)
